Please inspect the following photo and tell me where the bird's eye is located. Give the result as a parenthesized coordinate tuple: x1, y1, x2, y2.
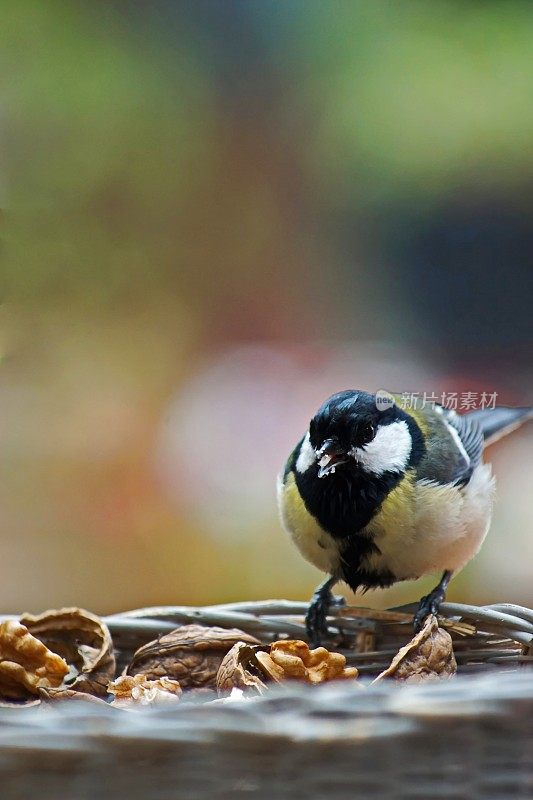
(359, 423, 375, 445)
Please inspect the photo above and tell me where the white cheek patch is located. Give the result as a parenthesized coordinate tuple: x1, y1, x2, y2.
(351, 420, 412, 476)
(296, 432, 316, 473)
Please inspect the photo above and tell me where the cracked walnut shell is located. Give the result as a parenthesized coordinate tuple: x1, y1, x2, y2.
(127, 624, 261, 690)
(216, 642, 270, 695)
(20, 607, 115, 697)
(373, 615, 457, 683)
(0, 621, 69, 699)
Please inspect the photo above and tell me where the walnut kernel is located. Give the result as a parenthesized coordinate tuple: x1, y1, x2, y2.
(0, 621, 69, 699)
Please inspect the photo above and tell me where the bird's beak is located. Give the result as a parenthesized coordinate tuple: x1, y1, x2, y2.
(316, 439, 349, 478)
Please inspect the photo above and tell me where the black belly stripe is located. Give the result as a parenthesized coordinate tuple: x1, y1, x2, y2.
(293, 465, 401, 584)
(339, 533, 397, 593)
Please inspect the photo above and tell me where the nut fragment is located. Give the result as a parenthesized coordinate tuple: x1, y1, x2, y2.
(127, 624, 260, 690)
(254, 650, 286, 681)
(216, 642, 269, 695)
(373, 615, 457, 683)
(39, 688, 112, 707)
(21, 608, 115, 696)
(108, 674, 182, 708)
(217, 639, 358, 695)
(269, 640, 358, 684)
(0, 621, 69, 699)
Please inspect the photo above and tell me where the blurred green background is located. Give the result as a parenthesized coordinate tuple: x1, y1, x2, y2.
(1, 1, 532, 614)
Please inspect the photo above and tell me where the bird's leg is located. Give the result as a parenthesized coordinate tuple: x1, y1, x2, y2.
(305, 576, 344, 647)
(413, 570, 452, 632)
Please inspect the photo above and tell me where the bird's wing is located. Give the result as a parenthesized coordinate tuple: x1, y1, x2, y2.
(407, 404, 483, 487)
(463, 406, 533, 447)
(409, 403, 532, 487)
(444, 409, 485, 471)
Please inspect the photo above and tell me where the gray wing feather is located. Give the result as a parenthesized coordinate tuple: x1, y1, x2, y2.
(446, 412, 484, 467)
(443, 410, 484, 485)
(414, 407, 479, 487)
(464, 406, 533, 446)
(413, 403, 531, 488)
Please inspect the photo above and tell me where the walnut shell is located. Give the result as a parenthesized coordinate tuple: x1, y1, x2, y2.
(216, 643, 270, 695)
(20, 608, 115, 697)
(0, 621, 69, 699)
(127, 624, 261, 690)
(39, 688, 112, 707)
(373, 615, 457, 683)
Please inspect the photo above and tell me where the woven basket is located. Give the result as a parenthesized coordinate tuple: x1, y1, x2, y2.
(101, 599, 533, 675)
(0, 600, 531, 800)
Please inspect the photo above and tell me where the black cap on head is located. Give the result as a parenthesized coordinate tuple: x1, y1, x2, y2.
(309, 390, 394, 453)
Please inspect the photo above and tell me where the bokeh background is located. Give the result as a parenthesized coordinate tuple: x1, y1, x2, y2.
(1, 0, 532, 615)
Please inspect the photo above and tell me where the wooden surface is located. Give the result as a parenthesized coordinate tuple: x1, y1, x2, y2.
(0, 672, 531, 799)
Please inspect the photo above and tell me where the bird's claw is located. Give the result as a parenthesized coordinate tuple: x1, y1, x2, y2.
(306, 595, 330, 648)
(413, 590, 444, 633)
(306, 583, 343, 647)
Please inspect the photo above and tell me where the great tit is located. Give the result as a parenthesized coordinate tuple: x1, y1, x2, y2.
(277, 390, 532, 645)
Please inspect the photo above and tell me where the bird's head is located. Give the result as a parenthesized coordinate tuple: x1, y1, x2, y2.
(297, 390, 415, 479)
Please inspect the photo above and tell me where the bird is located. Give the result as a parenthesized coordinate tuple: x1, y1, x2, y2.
(277, 389, 532, 645)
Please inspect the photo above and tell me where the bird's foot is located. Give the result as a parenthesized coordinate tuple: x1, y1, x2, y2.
(413, 570, 452, 633)
(413, 590, 444, 632)
(305, 578, 343, 647)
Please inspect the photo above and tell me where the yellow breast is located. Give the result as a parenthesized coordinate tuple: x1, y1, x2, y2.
(363, 465, 494, 579)
(277, 472, 341, 575)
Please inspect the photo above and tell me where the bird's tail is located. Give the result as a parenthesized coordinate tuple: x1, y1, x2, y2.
(465, 406, 533, 447)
